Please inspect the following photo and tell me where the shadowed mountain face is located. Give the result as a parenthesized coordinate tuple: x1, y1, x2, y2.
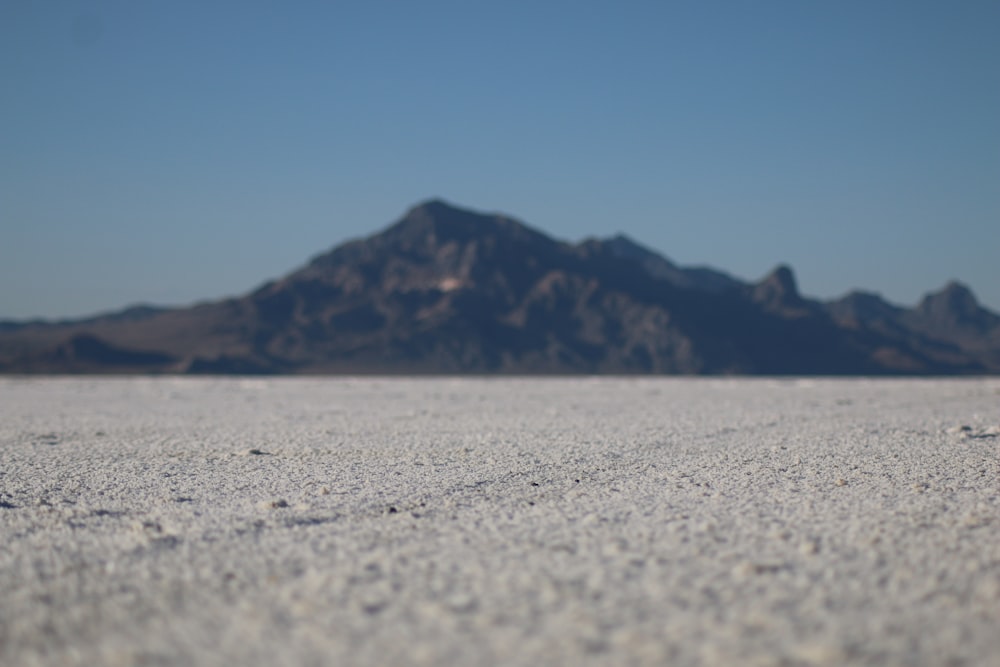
(2, 199, 998, 374)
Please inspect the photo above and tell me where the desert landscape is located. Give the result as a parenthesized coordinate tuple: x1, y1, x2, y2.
(6, 4, 999, 665)
(2, 377, 998, 666)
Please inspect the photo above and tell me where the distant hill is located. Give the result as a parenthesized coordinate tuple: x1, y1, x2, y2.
(2, 199, 998, 374)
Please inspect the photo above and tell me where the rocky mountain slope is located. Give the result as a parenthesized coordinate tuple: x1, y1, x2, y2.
(2, 199, 997, 374)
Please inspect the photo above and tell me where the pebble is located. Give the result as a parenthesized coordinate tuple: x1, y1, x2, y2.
(799, 540, 820, 556)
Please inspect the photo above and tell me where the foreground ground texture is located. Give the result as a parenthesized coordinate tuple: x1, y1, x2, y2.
(1, 378, 998, 667)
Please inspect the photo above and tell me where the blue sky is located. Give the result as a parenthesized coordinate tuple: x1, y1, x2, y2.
(2, 1, 998, 319)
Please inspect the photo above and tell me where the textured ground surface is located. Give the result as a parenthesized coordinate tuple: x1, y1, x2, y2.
(1, 377, 998, 667)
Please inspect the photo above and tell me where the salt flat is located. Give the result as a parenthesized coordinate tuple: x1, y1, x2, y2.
(1, 377, 998, 667)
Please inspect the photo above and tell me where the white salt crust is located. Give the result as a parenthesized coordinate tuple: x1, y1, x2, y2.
(1, 377, 998, 666)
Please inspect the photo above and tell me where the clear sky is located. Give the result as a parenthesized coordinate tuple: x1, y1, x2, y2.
(2, 1, 998, 319)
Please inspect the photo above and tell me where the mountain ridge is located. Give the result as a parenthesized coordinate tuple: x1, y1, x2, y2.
(2, 199, 997, 374)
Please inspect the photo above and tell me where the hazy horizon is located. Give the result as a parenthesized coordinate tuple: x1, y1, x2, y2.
(3, 1, 998, 319)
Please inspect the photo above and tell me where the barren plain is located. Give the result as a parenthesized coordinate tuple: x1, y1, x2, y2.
(1, 377, 998, 666)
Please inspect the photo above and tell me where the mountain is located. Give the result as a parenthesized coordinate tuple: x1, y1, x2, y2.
(1, 199, 998, 375)
(827, 282, 1000, 372)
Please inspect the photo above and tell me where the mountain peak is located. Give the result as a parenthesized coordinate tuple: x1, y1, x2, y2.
(918, 281, 980, 320)
(910, 280, 1000, 339)
(304, 199, 558, 277)
(405, 197, 465, 217)
(379, 199, 562, 256)
(758, 264, 799, 295)
(388, 199, 518, 244)
(940, 280, 976, 300)
(767, 265, 798, 293)
(752, 265, 804, 311)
